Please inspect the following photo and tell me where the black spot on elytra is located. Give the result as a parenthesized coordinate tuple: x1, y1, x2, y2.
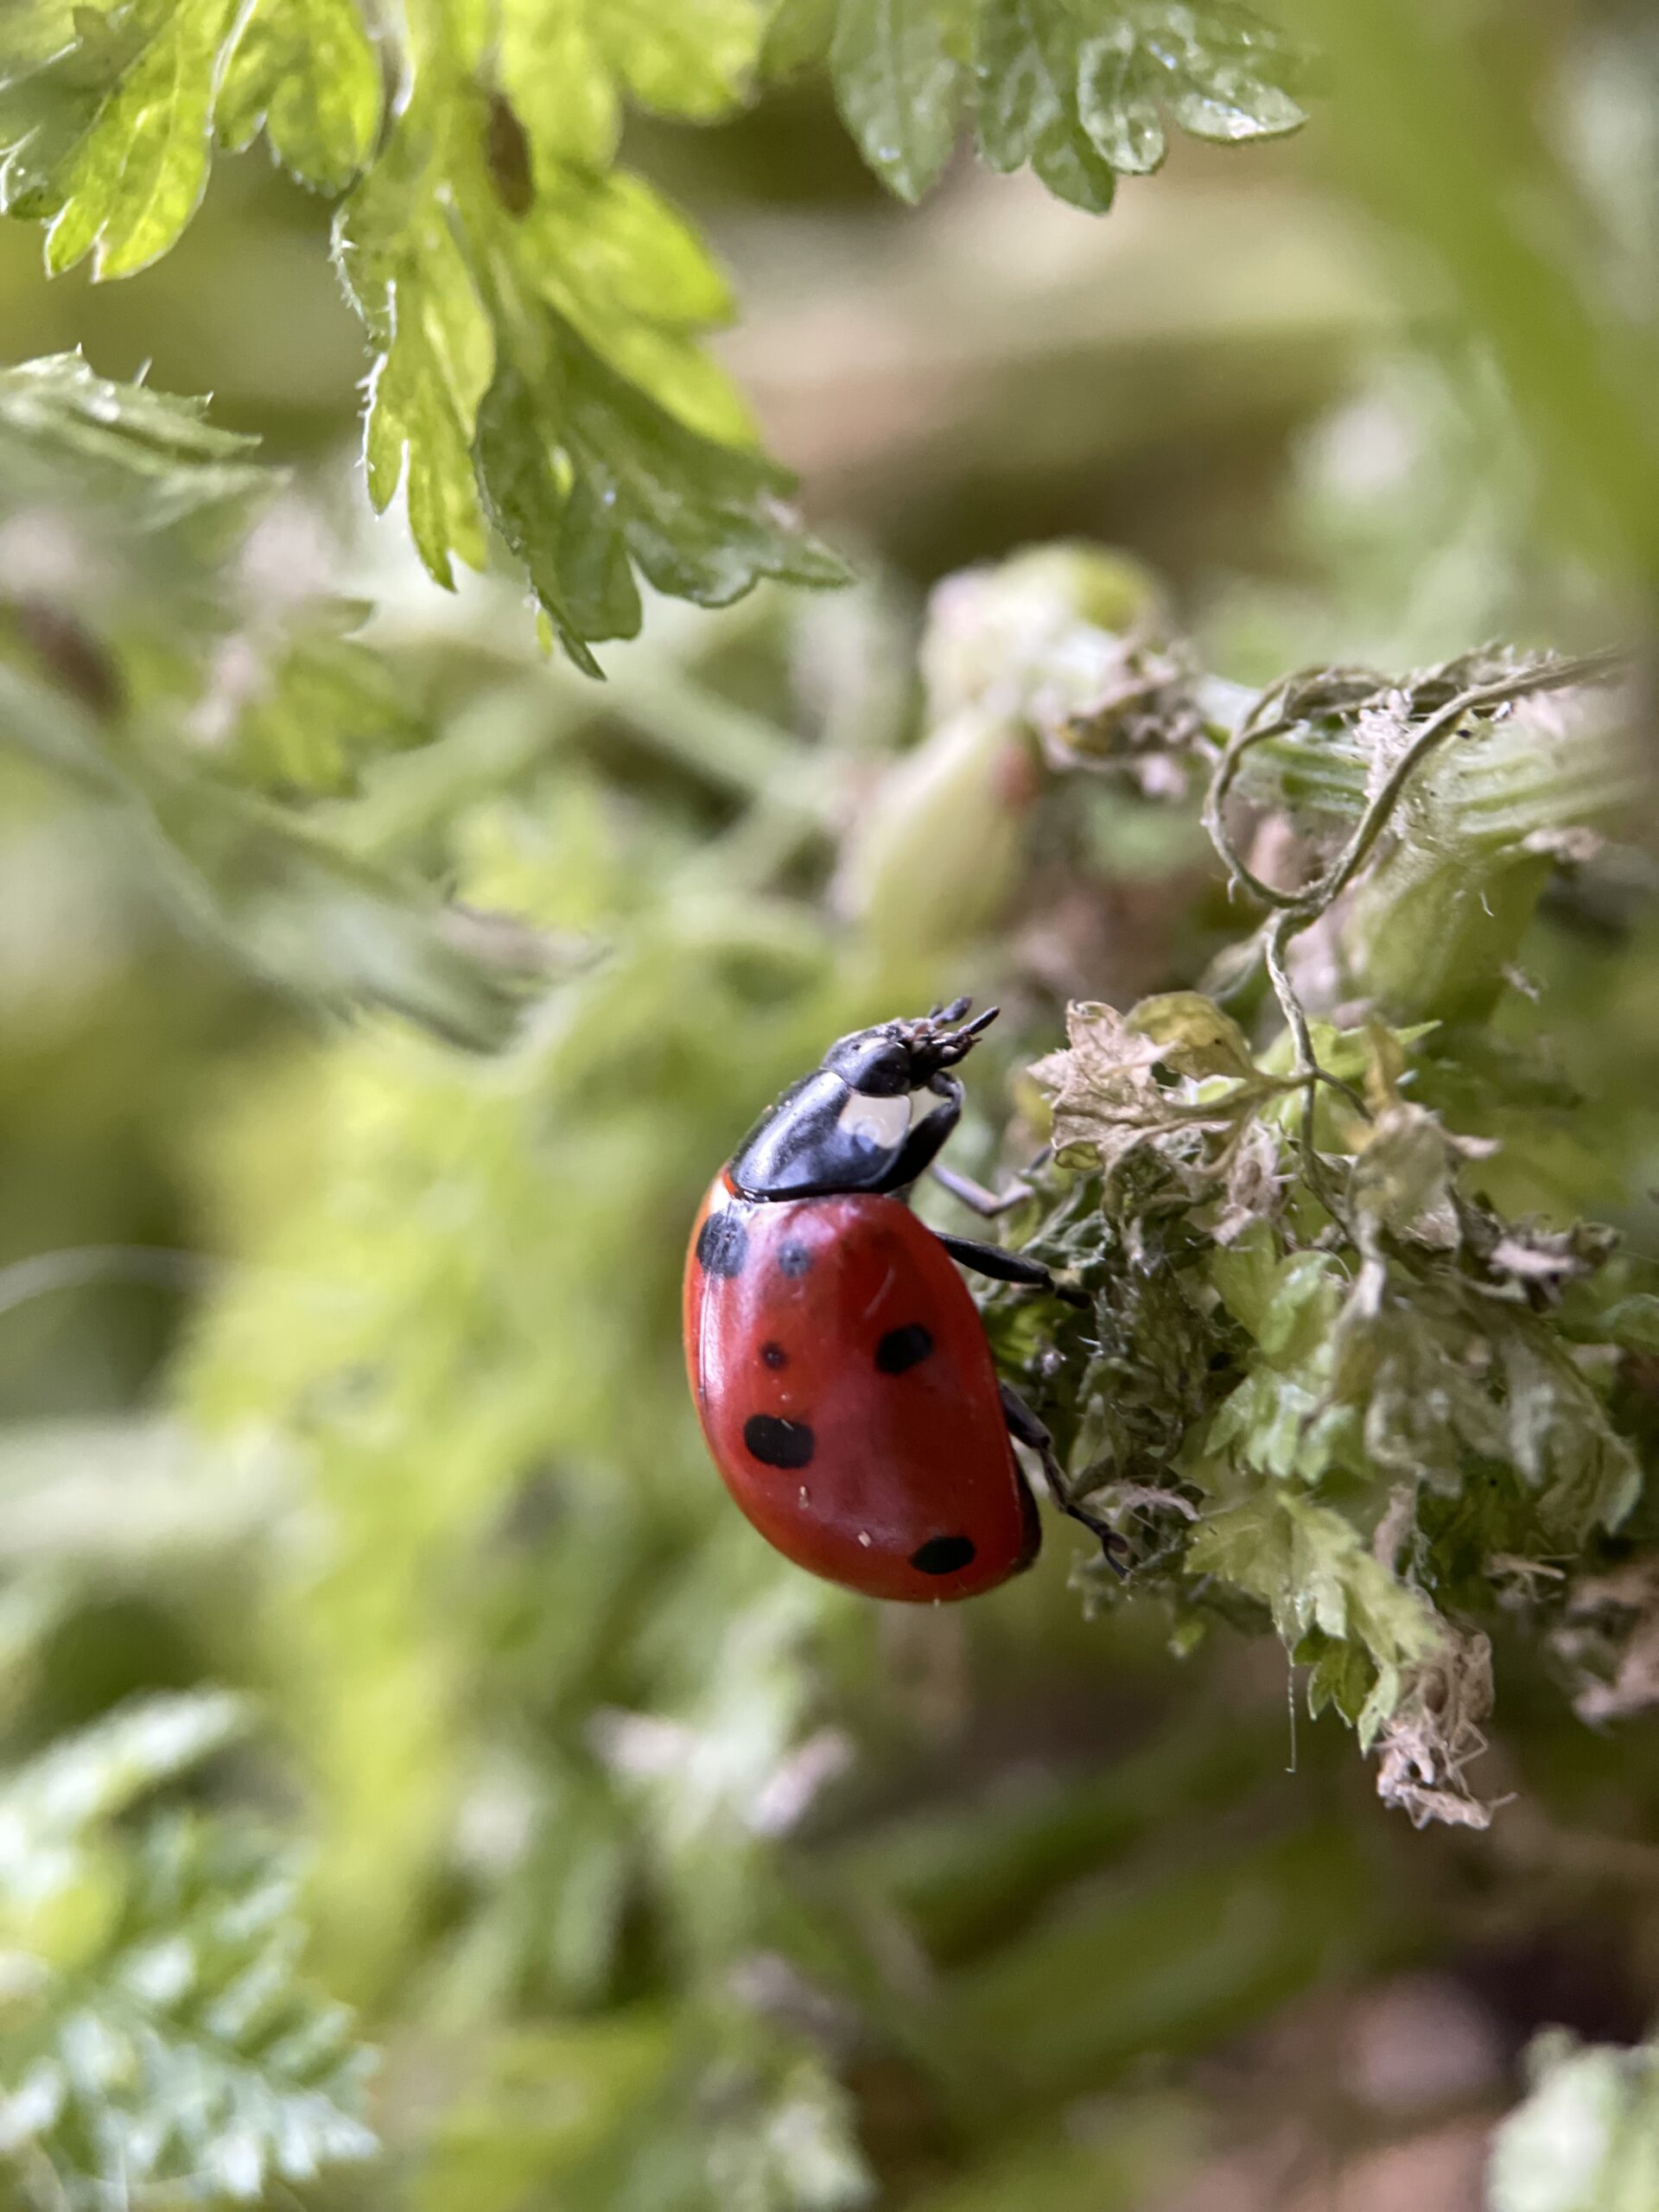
(744, 1414, 816, 1470)
(777, 1240, 812, 1278)
(760, 1341, 789, 1370)
(696, 1211, 747, 1279)
(911, 1535, 976, 1576)
(875, 1323, 934, 1375)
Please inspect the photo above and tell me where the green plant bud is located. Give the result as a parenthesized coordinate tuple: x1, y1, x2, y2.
(920, 543, 1169, 721)
(835, 702, 1036, 957)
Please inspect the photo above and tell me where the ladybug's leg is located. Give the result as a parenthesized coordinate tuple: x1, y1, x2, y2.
(937, 1232, 1090, 1309)
(872, 1071, 964, 1195)
(999, 1382, 1130, 1578)
(930, 1145, 1052, 1219)
(931, 1163, 1031, 1217)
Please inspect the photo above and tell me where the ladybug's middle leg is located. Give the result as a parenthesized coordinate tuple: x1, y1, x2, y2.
(936, 1232, 1089, 1309)
(929, 1144, 1052, 1219)
(999, 1382, 1130, 1578)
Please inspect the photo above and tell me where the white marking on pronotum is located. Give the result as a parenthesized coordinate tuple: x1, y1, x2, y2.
(836, 1090, 911, 1149)
(858, 1531, 872, 1548)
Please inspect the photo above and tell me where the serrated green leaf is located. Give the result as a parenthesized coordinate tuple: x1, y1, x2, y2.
(335, 62, 841, 659)
(217, 616, 427, 798)
(762, 0, 837, 78)
(830, 0, 972, 203)
(0, 351, 265, 531)
(475, 360, 628, 678)
(0, 0, 379, 270)
(815, 0, 1309, 210)
(595, 0, 766, 117)
(0, 1694, 248, 1877)
(975, 0, 1118, 212)
(0, 1813, 378, 2212)
(530, 169, 754, 446)
(1075, 16, 1166, 171)
(3, 0, 839, 656)
(494, 0, 766, 166)
(498, 3, 621, 172)
(1077, 2, 1304, 176)
(215, 0, 382, 194)
(6, 0, 238, 277)
(556, 325, 849, 610)
(475, 326, 849, 673)
(1188, 1488, 1440, 1687)
(337, 98, 493, 588)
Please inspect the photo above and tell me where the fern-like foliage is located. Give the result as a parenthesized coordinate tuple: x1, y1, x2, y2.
(784, 0, 1306, 206)
(0, 0, 1303, 664)
(0, 351, 541, 1043)
(922, 553, 1651, 1829)
(0, 0, 849, 668)
(0, 1694, 377, 2211)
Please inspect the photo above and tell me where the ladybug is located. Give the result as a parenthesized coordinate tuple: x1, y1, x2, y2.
(683, 998, 1117, 1602)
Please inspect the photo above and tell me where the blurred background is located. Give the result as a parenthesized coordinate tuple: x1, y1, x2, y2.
(2, 2, 1659, 2207)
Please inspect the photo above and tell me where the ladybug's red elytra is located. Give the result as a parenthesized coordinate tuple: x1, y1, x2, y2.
(683, 998, 1117, 1603)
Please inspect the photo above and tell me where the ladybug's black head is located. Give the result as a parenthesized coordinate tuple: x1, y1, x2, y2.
(728, 997, 995, 1202)
(823, 997, 999, 1097)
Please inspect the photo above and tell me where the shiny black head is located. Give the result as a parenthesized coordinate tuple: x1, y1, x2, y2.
(822, 998, 999, 1097)
(728, 998, 996, 1202)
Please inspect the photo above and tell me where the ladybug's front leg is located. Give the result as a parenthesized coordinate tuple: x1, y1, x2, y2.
(999, 1382, 1130, 1578)
(873, 1071, 964, 1196)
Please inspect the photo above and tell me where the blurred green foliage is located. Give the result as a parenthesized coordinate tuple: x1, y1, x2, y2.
(1, 2, 1659, 2209)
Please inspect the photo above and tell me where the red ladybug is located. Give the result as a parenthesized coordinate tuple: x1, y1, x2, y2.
(683, 999, 1116, 1602)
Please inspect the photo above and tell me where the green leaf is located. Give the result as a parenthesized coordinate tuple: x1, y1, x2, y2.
(498, 0, 766, 171)
(336, 95, 494, 590)
(762, 0, 838, 78)
(1491, 2031, 1659, 2212)
(1188, 1487, 1441, 1691)
(1129, 990, 1257, 1080)
(475, 319, 848, 674)
(830, 0, 972, 203)
(528, 169, 753, 446)
(1076, 1, 1305, 176)
(137, 763, 540, 1047)
(815, 0, 1309, 208)
(3, 0, 238, 277)
(594, 0, 768, 118)
(0, 1813, 378, 2212)
(0, 1693, 249, 1890)
(974, 0, 1119, 212)
(3, 3, 822, 661)
(215, 0, 383, 194)
(1, 653, 536, 1046)
(213, 607, 428, 798)
(0, 0, 379, 272)
(498, 6, 621, 173)
(0, 351, 265, 533)
(474, 361, 626, 680)
(337, 71, 843, 663)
